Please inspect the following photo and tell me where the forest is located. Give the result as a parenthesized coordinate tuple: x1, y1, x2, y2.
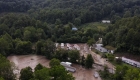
(0, 0, 140, 80)
(103, 16, 140, 54)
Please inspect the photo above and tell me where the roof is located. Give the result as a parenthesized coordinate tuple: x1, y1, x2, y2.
(122, 57, 140, 67)
(102, 20, 111, 23)
(61, 43, 64, 46)
(95, 44, 108, 53)
(72, 27, 78, 31)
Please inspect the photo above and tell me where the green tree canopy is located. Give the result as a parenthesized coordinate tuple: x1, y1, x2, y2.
(85, 54, 94, 69)
(34, 67, 50, 80)
(20, 67, 33, 80)
(49, 58, 60, 67)
(50, 65, 74, 80)
(0, 54, 15, 80)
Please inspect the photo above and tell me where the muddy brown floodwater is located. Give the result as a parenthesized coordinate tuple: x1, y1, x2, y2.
(7, 54, 101, 80)
(7, 55, 50, 79)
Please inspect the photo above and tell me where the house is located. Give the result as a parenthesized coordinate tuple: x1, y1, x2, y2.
(72, 27, 78, 31)
(95, 44, 114, 53)
(102, 20, 111, 23)
(66, 43, 73, 50)
(95, 44, 108, 53)
(74, 44, 80, 50)
(121, 57, 140, 68)
(60, 62, 76, 72)
(61, 62, 72, 66)
(55, 43, 59, 47)
(61, 43, 64, 48)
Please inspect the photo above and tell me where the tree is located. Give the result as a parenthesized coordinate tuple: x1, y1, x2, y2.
(34, 68, 50, 80)
(123, 11, 132, 18)
(36, 40, 43, 55)
(0, 54, 15, 80)
(20, 67, 33, 80)
(114, 65, 128, 80)
(2, 33, 14, 55)
(15, 40, 32, 54)
(107, 54, 115, 62)
(99, 66, 113, 80)
(124, 68, 140, 80)
(14, 29, 22, 39)
(68, 50, 80, 63)
(0, 38, 9, 56)
(54, 49, 69, 61)
(0, 24, 9, 35)
(55, 19, 62, 25)
(34, 63, 43, 71)
(74, 18, 81, 26)
(50, 65, 74, 80)
(36, 28, 47, 40)
(85, 54, 94, 69)
(41, 40, 56, 59)
(23, 27, 37, 42)
(81, 55, 85, 66)
(87, 38, 95, 47)
(49, 58, 60, 67)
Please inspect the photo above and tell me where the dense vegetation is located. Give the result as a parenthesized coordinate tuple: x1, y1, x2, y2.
(19, 59, 74, 80)
(1, 0, 140, 79)
(1, 0, 140, 24)
(103, 16, 140, 54)
(100, 64, 140, 80)
(0, 54, 15, 80)
(0, 0, 140, 45)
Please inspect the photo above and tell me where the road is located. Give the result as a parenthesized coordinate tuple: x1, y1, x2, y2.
(90, 50, 115, 73)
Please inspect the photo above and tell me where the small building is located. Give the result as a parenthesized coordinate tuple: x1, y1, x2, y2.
(74, 44, 80, 50)
(95, 44, 108, 53)
(55, 43, 59, 47)
(61, 43, 64, 48)
(121, 57, 140, 68)
(60, 62, 76, 72)
(72, 27, 78, 31)
(102, 20, 111, 23)
(66, 43, 73, 50)
(61, 62, 72, 66)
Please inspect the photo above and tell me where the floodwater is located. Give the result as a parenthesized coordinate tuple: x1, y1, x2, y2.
(7, 55, 50, 71)
(7, 54, 101, 80)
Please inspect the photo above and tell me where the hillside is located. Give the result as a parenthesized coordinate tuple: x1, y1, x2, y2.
(103, 16, 140, 54)
(1, 0, 140, 24)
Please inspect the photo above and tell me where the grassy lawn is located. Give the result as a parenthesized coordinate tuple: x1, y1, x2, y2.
(105, 45, 116, 50)
(80, 22, 110, 31)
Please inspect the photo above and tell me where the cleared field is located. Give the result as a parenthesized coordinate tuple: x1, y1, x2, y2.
(80, 22, 110, 31)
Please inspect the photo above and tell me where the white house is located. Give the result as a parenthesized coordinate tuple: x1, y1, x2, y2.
(60, 62, 76, 72)
(61, 43, 64, 48)
(121, 57, 140, 68)
(66, 43, 73, 50)
(55, 43, 59, 47)
(72, 27, 78, 31)
(74, 44, 80, 50)
(102, 20, 111, 23)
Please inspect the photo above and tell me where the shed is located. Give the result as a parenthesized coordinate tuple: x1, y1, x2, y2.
(72, 27, 78, 31)
(61, 43, 64, 48)
(102, 20, 111, 23)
